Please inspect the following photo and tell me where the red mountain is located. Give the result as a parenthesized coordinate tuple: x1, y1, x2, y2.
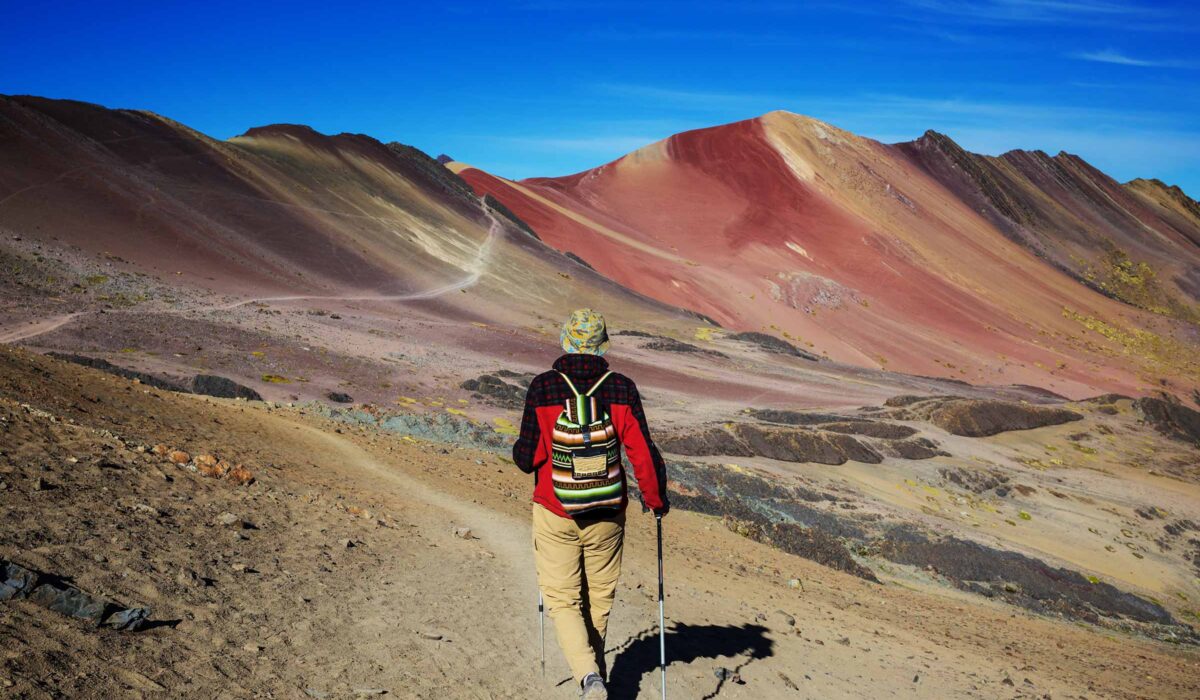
(451, 111, 1200, 398)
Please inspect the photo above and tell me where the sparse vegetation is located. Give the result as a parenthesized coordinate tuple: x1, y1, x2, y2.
(1079, 249, 1200, 324)
(1062, 307, 1200, 382)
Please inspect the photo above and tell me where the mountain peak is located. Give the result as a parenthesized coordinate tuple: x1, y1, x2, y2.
(910, 129, 960, 149)
(235, 123, 321, 140)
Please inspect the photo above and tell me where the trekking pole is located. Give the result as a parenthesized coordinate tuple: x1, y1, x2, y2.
(538, 591, 545, 677)
(656, 513, 666, 699)
(533, 471, 545, 678)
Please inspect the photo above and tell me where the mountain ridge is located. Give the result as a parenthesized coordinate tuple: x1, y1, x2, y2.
(3, 93, 1198, 398)
(455, 109, 1200, 399)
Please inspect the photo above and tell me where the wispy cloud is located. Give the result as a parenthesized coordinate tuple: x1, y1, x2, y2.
(462, 83, 1200, 190)
(879, 0, 1198, 31)
(1071, 49, 1195, 67)
(595, 83, 1187, 128)
(594, 83, 782, 109)
(835, 93, 1180, 126)
(579, 26, 806, 46)
(493, 134, 660, 153)
(901, 0, 1148, 24)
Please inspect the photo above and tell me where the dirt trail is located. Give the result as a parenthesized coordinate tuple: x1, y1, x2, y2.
(287, 415, 535, 580)
(287, 408, 1200, 700)
(197, 199, 504, 313)
(0, 313, 84, 343)
(0, 200, 503, 344)
(2, 347, 1200, 699)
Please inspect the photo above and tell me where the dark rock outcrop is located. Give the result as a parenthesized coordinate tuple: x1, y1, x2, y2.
(190, 375, 263, 401)
(385, 142, 476, 200)
(726, 332, 820, 361)
(820, 421, 918, 440)
(461, 373, 529, 409)
(939, 466, 1010, 494)
(46, 353, 189, 393)
(663, 459, 876, 581)
(725, 516, 879, 583)
(747, 409, 850, 426)
(45, 353, 264, 401)
(886, 397, 1082, 437)
(881, 438, 948, 460)
(1134, 397, 1200, 446)
(643, 338, 727, 359)
(1006, 384, 1072, 401)
(1083, 393, 1133, 404)
(660, 423, 882, 465)
(482, 194, 540, 240)
(326, 391, 354, 404)
(879, 528, 1175, 626)
(930, 400, 1082, 437)
(1, 559, 153, 631)
(884, 394, 946, 407)
(612, 329, 660, 338)
(565, 252, 595, 270)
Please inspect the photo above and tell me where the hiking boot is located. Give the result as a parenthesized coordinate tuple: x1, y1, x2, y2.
(580, 672, 608, 699)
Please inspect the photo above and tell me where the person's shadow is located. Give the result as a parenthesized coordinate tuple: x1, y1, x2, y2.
(606, 622, 773, 698)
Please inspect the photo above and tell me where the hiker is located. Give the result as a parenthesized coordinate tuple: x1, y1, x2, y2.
(513, 308, 670, 699)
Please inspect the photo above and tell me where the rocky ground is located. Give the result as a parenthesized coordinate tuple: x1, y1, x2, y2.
(3, 347, 1200, 699)
(3, 230, 1200, 698)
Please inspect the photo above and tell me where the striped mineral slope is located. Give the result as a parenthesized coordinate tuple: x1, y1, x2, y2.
(452, 111, 1200, 399)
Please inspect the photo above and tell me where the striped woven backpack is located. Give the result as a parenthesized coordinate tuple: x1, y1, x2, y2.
(551, 371, 623, 516)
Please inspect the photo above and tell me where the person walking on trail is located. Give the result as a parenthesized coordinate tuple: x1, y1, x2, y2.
(513, 308, 670, 700)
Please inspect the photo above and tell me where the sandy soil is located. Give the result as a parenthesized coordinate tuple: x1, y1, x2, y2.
(3, 348, 1199, 699)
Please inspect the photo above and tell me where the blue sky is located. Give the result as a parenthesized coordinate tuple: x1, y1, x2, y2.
(3, 1, 1199, 196)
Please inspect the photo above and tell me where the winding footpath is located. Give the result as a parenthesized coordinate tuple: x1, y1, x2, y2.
(0, 200, 503, 345)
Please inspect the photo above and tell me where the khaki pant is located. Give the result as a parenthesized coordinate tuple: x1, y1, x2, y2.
(532, 503, 625, 684)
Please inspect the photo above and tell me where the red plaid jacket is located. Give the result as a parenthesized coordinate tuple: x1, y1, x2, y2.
(513, 354, 669, 518)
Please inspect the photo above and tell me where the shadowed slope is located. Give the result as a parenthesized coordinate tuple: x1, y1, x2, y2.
(0, 95, 703, 331)
(898, 132, 1200, 319)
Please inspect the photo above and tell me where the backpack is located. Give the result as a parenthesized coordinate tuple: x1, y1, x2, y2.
(551, 371, 624, 516)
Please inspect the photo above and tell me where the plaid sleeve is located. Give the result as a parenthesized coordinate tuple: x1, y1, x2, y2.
(620, 381, 670, 511)
(512, 378, 543, 474)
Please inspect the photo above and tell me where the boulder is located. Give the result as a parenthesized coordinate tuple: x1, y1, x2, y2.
(198, 460, 229, 478)
(226, 464, 255, 486)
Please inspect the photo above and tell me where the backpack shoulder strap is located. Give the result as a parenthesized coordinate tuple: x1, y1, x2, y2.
(585, 371, 613, 396)
(557, 371, 581, 397)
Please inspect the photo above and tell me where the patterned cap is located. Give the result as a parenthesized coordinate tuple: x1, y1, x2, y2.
(560, 308, 610, 356)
